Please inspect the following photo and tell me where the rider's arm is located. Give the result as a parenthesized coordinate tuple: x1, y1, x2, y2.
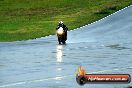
(64, 25, 68, 31)
(56, 26, 59, 30)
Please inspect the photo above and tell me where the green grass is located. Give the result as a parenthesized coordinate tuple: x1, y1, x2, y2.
(0, 0, 132, 42)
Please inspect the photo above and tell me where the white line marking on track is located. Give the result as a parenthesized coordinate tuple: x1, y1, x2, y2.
(0, 66, 132, 88)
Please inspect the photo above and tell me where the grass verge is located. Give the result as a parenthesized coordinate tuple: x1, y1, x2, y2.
(0, 0, 132, 42)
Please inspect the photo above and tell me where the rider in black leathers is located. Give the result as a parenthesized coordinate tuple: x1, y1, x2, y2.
(56, 21, 68, 40)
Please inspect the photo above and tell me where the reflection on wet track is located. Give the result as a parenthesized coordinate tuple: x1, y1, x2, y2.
(56, 45, 63, 63)
(0, 5, 132, 88)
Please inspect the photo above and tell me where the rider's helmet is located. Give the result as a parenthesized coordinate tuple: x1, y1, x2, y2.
(59, 21, 63, 24)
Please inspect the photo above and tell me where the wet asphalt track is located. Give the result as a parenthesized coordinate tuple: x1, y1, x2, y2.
(0, 5, 132, 88)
